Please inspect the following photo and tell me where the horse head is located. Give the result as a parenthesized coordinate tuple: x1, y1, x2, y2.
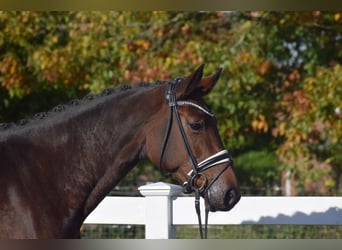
(146, 65, 240, 212)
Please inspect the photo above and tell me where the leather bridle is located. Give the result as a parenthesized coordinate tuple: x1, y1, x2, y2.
(159, 78, 233, 238)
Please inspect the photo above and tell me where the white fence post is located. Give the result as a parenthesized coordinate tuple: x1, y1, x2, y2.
(138, 182, 183, 239)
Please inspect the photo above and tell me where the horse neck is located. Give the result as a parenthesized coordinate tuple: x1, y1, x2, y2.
(79, 86, 164, 215)
(61, 85, 165, 221)
(1, 84, 165, 236)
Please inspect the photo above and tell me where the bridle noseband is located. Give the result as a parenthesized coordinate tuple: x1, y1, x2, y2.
(159, 78, 233, 239)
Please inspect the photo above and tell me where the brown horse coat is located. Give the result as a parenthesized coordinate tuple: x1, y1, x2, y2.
(0, 65, 240, 238)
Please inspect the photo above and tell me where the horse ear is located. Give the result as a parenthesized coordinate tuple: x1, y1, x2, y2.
(197, 67, 222, 96)
(176, 65, 222, 98)
(175, 64, 204, 98)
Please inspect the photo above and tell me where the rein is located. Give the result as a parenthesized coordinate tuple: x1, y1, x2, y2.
(159, 78, 233, 239)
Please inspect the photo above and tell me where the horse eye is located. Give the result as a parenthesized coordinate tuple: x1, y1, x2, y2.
(189, 121, 204, 131)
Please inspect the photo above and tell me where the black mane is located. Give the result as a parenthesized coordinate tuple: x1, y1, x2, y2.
(0, 80, 165, 131)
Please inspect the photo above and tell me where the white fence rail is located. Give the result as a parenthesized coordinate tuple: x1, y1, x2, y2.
(84, 182, 342, 239)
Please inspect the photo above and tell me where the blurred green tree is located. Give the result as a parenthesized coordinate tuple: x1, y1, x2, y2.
(0, 11, 341, 195)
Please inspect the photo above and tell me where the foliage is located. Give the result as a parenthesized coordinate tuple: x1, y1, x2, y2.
(235, 150, 280, 195)
(1, 11, 341, 195)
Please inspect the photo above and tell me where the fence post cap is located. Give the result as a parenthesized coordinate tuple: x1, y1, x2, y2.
(138, 182, 183, 197)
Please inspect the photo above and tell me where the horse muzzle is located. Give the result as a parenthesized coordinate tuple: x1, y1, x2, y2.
(183, 170, 241, 212)
(182, 149, 241, 212)
(205, 181, 241, 212)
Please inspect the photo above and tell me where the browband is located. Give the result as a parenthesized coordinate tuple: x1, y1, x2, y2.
(176, 101, 214, 117)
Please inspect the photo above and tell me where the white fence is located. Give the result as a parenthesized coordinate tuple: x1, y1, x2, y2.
(84, 182, 342, 239)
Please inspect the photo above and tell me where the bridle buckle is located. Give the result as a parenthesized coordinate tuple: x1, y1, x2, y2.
(183, 172, 208, 194)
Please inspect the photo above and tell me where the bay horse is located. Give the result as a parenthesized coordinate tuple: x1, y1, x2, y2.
(0, 65, 240, 238)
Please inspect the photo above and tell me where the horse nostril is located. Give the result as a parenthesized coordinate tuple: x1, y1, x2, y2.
(225, 188, 240, 209)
